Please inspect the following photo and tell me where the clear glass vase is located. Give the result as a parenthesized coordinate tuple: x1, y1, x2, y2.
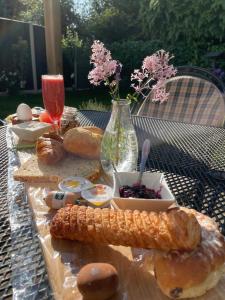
(100, 99, 138, 175)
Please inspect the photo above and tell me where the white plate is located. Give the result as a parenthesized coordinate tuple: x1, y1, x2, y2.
(11, 121, 52, 141)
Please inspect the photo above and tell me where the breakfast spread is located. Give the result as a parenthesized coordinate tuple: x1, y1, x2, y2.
(77, 263, 119, 300)
(50, 205, 201, 251)
(9, 112, 225, 299)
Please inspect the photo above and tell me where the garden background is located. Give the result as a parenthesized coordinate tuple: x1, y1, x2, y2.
(0, 0, 225, 119)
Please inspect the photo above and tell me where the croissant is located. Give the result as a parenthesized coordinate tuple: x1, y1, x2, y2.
(50, 206, 201, 251)
(36, 133, 65, 165)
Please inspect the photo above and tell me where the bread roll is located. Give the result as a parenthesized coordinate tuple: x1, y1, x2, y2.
(77, 263, 119, 300)
(50, 205, 201, 251)
(153, 208, 225, 298)
(63, 127, 103, 159)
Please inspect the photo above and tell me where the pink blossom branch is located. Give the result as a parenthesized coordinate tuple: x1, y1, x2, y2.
(131, 49, 177, 103)
(88, 40, 121, 101)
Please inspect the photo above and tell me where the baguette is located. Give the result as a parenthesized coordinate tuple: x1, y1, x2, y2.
(50, 206, 201, 251)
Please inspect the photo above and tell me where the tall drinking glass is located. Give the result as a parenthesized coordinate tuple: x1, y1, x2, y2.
(41, 74, 65, 134)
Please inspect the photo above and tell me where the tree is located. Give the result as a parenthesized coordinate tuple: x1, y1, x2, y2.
(18, 0, 44, 25)
(12, 0, 83, 35)
(62, 27, 83, 89)
(86, 0, 142, 43)
(140, 0, 225, 42)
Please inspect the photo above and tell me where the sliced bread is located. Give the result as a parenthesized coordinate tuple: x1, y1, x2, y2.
(13, 154, 101, 183)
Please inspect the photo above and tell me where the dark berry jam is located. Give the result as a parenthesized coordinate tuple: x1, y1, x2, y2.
(119, 184, 161, 199)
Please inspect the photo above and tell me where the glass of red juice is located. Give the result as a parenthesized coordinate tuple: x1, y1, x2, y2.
(41, 74, 65, 134)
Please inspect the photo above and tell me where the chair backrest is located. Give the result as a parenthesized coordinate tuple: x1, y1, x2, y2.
(137, 75, 225, 127)
(177, 66, 225, 93)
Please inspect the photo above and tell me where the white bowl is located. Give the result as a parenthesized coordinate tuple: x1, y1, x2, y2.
(112, 171, 175, 212)
(11, 121, 52, 142)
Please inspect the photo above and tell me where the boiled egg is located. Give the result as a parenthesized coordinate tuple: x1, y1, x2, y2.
(16, 103, 32, 121)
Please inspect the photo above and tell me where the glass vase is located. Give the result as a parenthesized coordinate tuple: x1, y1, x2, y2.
(100, 99, 138, 175)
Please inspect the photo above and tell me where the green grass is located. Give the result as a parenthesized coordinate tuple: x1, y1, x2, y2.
(0, 88, 130, 119)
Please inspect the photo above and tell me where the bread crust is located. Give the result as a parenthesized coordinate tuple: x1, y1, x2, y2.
(82, 126, 104, 136)
(153, 208, 225, 298)
(50, 205, 201, 251)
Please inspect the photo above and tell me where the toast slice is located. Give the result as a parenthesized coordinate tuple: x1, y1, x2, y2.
(13, 154, 101, 183)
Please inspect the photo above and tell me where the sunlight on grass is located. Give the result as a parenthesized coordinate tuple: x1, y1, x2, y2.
(79, 99, 110, 111)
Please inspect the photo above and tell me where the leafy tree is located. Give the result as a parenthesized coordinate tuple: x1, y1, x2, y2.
(139, 0, 225, 65)
(87, 0, 142, 42)
(18, 0, 44, 25)
(62, 27, 83, 88)
(9, 0, 82, 35)
(60, 0, 83, 34)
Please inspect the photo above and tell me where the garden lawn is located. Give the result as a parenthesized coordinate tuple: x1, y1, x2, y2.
(0, 88, 125, 120)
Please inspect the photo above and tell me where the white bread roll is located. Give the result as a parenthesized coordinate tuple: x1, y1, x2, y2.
(63, 127, 103, 160)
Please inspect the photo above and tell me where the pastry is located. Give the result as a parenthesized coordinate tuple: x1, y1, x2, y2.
(50, 206, 201, 251)
(153, 208, 225, 298)
(63, 127, 103, 159)
(36, 133, 65, 165)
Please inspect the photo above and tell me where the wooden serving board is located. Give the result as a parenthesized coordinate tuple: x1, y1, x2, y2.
(26, 184, 225, 300)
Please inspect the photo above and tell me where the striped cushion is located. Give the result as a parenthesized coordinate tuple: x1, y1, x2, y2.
(137, 76, 225, 127)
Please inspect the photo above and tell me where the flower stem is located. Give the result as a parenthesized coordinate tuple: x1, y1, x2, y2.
(115, 103, 122, 164)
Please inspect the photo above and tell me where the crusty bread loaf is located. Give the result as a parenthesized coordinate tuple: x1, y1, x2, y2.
(63, 127, 103, 159)
(13, 154, 101, 183)
(153, 208, 225, 298)
(50, 205, 201, 251)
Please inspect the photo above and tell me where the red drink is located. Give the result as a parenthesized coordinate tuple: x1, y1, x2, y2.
(41, 75, 65, 130)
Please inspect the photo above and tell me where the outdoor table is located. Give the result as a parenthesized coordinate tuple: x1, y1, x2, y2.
(0, 110, 225, 299)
